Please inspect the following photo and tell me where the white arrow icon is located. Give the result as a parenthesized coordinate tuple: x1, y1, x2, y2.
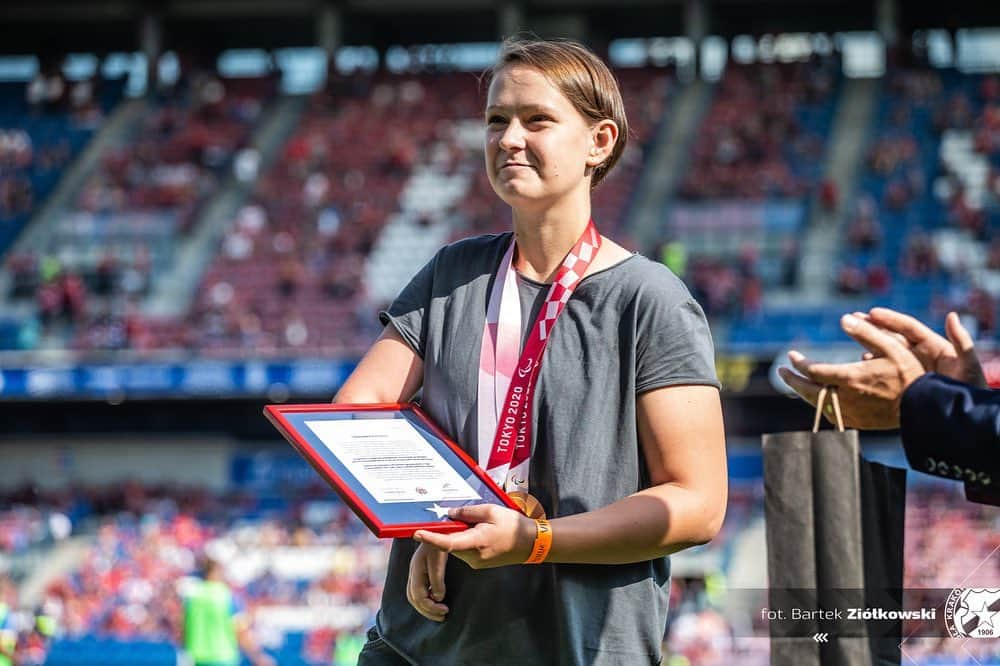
(812, 633, 829, 643)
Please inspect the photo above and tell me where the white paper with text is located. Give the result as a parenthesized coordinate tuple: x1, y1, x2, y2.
(304, 418, 482, 504)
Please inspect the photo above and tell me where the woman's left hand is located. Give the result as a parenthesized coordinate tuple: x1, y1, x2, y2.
(413, 504, 537, 569)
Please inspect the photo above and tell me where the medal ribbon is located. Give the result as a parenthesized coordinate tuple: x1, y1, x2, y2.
(476, 221, 601, 493)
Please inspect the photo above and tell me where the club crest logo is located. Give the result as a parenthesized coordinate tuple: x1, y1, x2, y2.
(945, 588, 1000, 638)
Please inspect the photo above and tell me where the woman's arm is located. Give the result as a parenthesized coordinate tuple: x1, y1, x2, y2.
(335, 325, 452, 622)
(333, 324, 424, 404)
(414, 384, 728, 566)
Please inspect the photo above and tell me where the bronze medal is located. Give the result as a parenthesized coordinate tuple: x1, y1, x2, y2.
(509, 491, 546, 519)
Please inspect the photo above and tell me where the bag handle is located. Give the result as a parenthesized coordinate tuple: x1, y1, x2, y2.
(812, 385, 845, 433)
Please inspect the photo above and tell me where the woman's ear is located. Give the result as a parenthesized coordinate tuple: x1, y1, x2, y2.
(586, 119, 619, 168)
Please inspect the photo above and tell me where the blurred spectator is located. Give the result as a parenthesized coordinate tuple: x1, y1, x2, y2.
(332, 629, 365, 666)
(180, 557, 273, 666)
(899, 231, 940, 278)
(276, 256, 304, 298)
(26, 67, 66, 113)
(967, 286, 996, 337)
(818, 178, 838, 213)
(846, 197, 883, 250)
(282, 311, 309, 348)
(778, 238, 799, 289)
(836, 264, 867, 296)
(987, 237, 1000, 271)
(866, 262, 892, 295)
(0, 578, 15, 666)
(658, 239, 688, 279)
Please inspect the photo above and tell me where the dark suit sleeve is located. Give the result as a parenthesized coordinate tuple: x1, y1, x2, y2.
(899, 372, 1000, 505)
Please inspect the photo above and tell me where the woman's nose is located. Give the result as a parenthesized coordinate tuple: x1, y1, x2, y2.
(497, 120, 526, 152)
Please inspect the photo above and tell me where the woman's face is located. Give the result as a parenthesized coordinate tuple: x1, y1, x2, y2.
(485, 65, 601, 208)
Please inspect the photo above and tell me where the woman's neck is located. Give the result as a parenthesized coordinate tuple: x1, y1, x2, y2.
(511, 199, 592, 284)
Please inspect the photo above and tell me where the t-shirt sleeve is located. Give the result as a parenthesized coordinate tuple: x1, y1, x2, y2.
(636, 293, 720, 394)
(378, 252, 437, 359)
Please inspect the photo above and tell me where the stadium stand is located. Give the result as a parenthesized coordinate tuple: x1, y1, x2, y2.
(68, 73, 274, 353)
(833, 67, 984, 327)
(0, 70, 125, 351)
(2, 70, 273, 354)
(187, 70, 483, 356)
(668, 56, 840, 330)
(0, 71, 124, 257)
(728, 67, 1000, 351)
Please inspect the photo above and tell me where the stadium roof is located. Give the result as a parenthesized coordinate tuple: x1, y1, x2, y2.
(1, 0, 997, 56)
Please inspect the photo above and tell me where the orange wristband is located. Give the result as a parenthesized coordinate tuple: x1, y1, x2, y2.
(524, 519, 552, 564)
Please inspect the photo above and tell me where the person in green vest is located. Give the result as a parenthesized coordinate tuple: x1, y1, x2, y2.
(659, 239, 687, 279)
(0, 577, 17, 666)
(332, 627, 365, 666)
(181, 557, 274, 666)
(0, 604, 14, 666)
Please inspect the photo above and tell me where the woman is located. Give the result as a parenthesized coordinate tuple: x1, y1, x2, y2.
(336, 38, 727, 665)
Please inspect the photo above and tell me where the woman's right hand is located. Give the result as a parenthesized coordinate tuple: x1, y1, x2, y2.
(406, 542, 449, 622)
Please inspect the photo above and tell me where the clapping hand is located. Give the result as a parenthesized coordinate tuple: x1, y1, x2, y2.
(779, 313, 926, 429)
(862, 308, 986, 388)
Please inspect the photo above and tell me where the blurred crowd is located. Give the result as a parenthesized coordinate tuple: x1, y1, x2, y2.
(3, 66, 271, 354)
(75, 70, 268, 232)
(4, 52, 1000, 357)
(4, 64, 670, 357)
(836, 68, 1000, 338)
(178, 70, 473, 356)
(0, 480, 385, 665)
(25, 66, 110, 127)
(0, 477, 996, 665)
(1, 65, 112, 235)
(659, 58, 839, 321)
(678, 58, 837, 201)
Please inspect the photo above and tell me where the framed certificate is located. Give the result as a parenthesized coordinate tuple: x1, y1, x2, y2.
(264, 403, 521, 538)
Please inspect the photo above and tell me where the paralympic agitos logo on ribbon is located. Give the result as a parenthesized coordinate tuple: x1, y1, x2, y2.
(945, 588, 1000, 638)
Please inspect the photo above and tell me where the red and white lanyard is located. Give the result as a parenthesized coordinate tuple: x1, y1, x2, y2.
(476, 221, 601, 493)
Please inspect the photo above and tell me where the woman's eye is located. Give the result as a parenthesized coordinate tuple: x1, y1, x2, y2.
(529, 115, 551, 123)
(487, 116, 506, 125)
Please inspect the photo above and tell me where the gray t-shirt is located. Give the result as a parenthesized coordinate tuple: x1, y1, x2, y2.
(376, 232, 719, 666)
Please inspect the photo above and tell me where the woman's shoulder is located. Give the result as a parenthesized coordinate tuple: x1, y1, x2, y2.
(434, 232, 512, 268)
(600, 251, 693, 305)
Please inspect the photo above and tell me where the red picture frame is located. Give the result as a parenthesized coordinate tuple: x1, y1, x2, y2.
(264, 402, 522, 538)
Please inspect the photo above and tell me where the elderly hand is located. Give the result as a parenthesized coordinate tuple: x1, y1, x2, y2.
(779, 314, 926, 429)
(865, 308, 987, 388)
(413, 504, 536, 570)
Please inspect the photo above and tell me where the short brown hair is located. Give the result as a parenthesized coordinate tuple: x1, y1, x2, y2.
(489, 37, 628, 189)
